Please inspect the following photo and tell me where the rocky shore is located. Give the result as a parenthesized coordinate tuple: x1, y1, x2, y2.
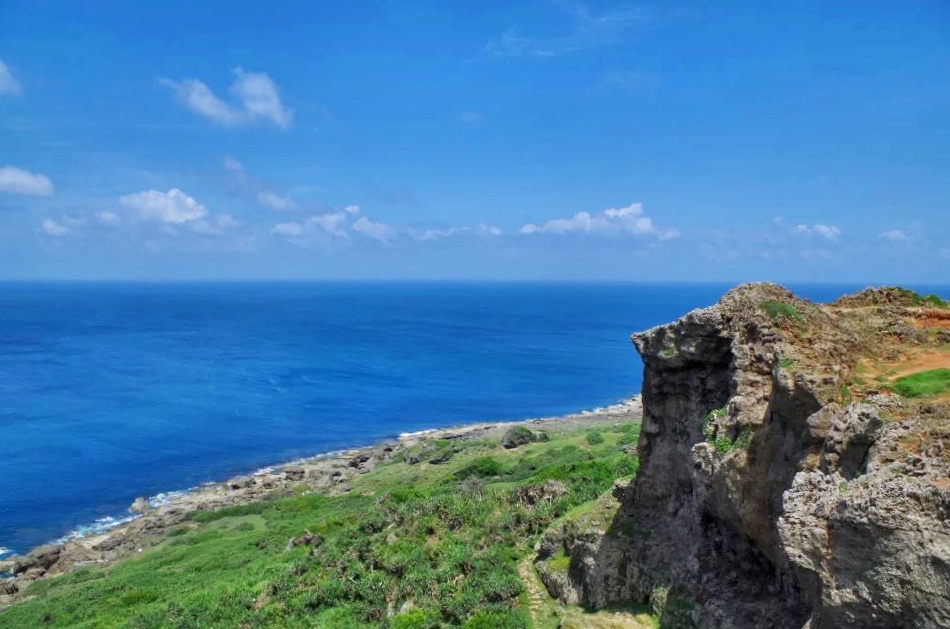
(0, 396, 642, 605)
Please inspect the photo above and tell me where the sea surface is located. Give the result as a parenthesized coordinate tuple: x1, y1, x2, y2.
(2, 281, 948, 555)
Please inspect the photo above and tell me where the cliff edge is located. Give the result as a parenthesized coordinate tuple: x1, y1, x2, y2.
(536, 283, 950, 628)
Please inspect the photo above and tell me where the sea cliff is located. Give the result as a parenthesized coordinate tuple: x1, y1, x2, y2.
(535, 283, 950, 628)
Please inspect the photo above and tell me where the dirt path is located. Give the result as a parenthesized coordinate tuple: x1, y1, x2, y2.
(518, 556, 547, 627)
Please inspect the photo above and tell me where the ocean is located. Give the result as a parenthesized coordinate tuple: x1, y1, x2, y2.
(1, 281, 947, 555)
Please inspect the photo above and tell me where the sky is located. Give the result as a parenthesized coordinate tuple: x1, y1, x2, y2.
(1, 0, 948, 282)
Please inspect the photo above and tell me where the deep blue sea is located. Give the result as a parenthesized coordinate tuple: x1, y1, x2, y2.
(2, 281, 948, 555)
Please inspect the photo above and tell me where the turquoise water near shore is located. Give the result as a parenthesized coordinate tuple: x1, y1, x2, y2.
(2, 281, 947, 555)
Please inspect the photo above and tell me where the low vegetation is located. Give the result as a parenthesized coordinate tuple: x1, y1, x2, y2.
(891, 369, 950, 398)
(759, 300, 805, 325)
(1, 421, 642, 628)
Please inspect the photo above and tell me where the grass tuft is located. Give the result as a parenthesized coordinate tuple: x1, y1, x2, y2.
(759, 300, 805, 325)
(891, 369, 950, 398)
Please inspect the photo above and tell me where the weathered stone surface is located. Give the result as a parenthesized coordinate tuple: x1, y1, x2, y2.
(539, 283, 950, 628)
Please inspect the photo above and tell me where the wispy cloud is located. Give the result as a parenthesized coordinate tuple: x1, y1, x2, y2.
(880, 229, 910, 242)
(483, 2, 648, 59)
(483, 29, 556, 59)
(271, 205, 362, 243)
(519, 202, 677, 239)
(792, 223, 841, 241)
(0, 60, 21, 96)
(352, 217, 396, 243)
(96, 211, 122, 226)
(160, 68, 293, 129)
(272, 206, 500, 246)
(40, 218, 70, 236)
(406, 223, 502, 241)
(223, 156, 297, 210)
(0, 165, 54, 196)
(39, 215, 86, 237)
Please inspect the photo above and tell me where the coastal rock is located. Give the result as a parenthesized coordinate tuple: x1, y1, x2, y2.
(130, 497, 150, 513)
(539, 283, 950, 628)
(226, 476, 255, 490)
(283, 466, 305, 481)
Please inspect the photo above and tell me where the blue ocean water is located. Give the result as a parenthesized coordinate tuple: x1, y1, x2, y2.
(1, 281, 947, 555)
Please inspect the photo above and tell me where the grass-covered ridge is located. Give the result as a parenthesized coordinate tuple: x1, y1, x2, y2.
(1, 421, 642, 628)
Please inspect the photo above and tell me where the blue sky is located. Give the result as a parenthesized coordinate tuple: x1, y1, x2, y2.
(1, 0, 948, 281)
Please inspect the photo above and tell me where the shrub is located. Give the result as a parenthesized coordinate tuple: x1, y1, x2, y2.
(500, 426, 537, 449)
(586, 430, 604, 445)
(453, 457, 504, 480)
(759, 300, 805, 324)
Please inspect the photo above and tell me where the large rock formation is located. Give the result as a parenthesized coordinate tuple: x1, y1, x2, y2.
(536, 283, 950, 628)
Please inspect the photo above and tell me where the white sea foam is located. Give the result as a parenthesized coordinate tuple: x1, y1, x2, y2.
(399, 428, 439, 438)
(147, 490, 190, 509)
(54, 514, 140, 544)
(0, 546, 12, 556)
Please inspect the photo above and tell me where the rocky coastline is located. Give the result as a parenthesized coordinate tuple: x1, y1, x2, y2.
(0, 396, 642, 606)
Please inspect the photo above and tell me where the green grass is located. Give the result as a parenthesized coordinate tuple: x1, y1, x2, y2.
(891, 369, 950, 398)
(1, 421, 641, 629)
(779, 357, 795, 369)
(759, 300, 805, 325)
(545, 548, 572, 572)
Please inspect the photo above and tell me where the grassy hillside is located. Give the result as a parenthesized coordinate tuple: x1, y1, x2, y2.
(1, 422, 642, 628)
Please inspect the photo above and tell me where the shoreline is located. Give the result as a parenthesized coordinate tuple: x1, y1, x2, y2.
(0, 395, 642, 599)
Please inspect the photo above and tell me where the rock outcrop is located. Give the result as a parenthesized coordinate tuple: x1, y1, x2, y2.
(537, 283, 950, 628)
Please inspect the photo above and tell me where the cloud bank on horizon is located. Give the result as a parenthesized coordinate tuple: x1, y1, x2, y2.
(0, 0, 947, 282)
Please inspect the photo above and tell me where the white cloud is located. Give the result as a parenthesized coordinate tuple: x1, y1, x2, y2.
(96, 211, 121, 226)
(880, 229, 909, 242)
(408, 222, 503, 241)
(40, 218, 69, 236)
(160, 68, 293, 129)
(518, 202, 676, 239)
(813, 224, 841, 240)
(158, 78, 242, 125)
(0, 60, 21, 96)
(256, 190, 296, 210)
(39, 215, 85, 237)
(271, 207, 363, 242)
(352, 217, 395, 242)
(308, 211, 351, 237)
(229, 68, 293, 129)
(411, 226, 468, 241)
(0, 165, 54, 196)
(791, 223, 841, 241)
(119, 188, 208, 224)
